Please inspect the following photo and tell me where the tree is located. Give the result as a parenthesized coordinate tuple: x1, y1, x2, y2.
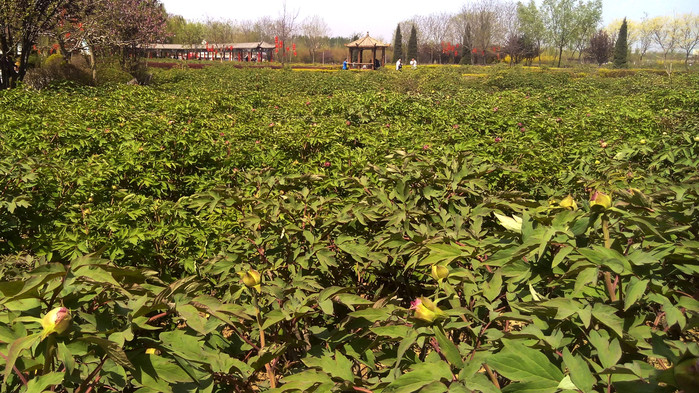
(166, 15, 204, 46)
(503, 34, 525, 64)
(636, 16, 654, 62)
(517, 0, 546, 66)
(649, 16, 680, 63)
(204, 18, 235, 55)
(465, 0, 498, 65)
(613, 18, 628, 68)
(421, 12, 453, 64)
(407, 24, 418, 62)
(459, 22, 472, 65)
(541, 0, 602, 67)
(302, 15, 328, 64)
(0, 0, 71, 89)
(676, 13, 699, 66)
(271, 1, 299, 64)
(587, 29, 611, 66)
(392, 24, 402, 62)
(568, 0, 602, 62)
(53, 0, 167, 81)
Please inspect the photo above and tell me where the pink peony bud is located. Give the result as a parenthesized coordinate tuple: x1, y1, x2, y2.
(410, 297, 447, 323)
(590, 191, 612, 209)
(41, 307, 71, 339)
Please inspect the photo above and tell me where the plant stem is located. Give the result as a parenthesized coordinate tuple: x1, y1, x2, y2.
(484, 364, 500, 389)
(0, 349, 28, 386)
(601, 215, 617, 302)
(76, 356, 107, 393)
(253, 294, 276, 388)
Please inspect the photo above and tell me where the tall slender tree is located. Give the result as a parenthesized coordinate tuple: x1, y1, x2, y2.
(613, 18, 628, 68)
(407, 24, 418, 62)
(392, 24, 403, 62)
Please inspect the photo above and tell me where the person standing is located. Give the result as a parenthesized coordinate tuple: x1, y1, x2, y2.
(410, 58, 417, 69)
(342, 58, 348, 70)
(396, 58, 402, 71)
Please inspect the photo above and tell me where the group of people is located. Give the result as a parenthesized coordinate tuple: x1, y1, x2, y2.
(341, 57, 417, 71)
(394, 58, 417, 71)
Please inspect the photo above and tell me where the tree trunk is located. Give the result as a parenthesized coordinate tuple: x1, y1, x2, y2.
(557, 47, 563, 67)
(88, 43, 98, 83)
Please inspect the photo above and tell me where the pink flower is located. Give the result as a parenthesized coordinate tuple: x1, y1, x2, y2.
(346, 120, 351, 126)
(586, 113, 591, 117)
(517, 122, 523, 127)
(520, 127, 526, 132)
(220, 132, 225, 137)
(423, 144, 430, 150)
(323, 161, 331, 167)
(453, 124, 459, 129)
(255, 140, 260, 144)
(493, 107, 498, 112)
(410, 298, 422, 310)
(556, 117, 562, 123)
(306, 101, 311, 105)
(269, 123, 274, 127)
(274, 105, 279, 109)
(385, 124, 390, 128)
(251, 108, 256, 112)
(494, 137, 502, 143)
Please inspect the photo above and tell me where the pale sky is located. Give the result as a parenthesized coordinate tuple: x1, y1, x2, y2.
(160, 0, 699, 42)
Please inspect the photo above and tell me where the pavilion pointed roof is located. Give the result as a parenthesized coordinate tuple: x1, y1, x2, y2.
(345, 32, 390, 48)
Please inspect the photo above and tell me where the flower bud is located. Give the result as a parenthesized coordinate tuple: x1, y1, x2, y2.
(559, 194, 577, 210)
(410, 297, 447, 323)
(590, 191, 612, 209)
(239, 270, 261, 292)
(41, 307, 71, 338)
(431, 265, 449, 281)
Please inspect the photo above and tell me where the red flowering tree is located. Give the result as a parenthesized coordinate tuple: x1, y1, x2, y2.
(53, 0, 167, 81)
(0, 0, 72, 89)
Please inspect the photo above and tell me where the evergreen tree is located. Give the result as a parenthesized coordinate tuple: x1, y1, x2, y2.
(392, 25, 403, 63)
(407, 25, 418, 62)
(613, 18, 628, 68)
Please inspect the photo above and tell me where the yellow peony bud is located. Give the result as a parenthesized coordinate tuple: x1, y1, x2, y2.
(431, 265, 449, 281)
(559, 194, 577, 210)
(410, 297, 447, 323)
(239, 270, 261, 292)
(590, 191, 612, 209)
(41, 307, 71, 339)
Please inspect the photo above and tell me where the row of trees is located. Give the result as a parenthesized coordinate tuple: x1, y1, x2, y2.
(165, 1, 698, 68)
(389, 0, 698, 67)
(605, 14, 699, 65)
(2, 0, 697, 89)
(165, 6, 335, 64)
(0, 0, 167, 88)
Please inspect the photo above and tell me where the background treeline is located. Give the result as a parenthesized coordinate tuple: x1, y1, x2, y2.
(1, 0, 698, 89)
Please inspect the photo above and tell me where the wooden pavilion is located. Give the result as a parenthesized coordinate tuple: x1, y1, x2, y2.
(345, 33, 390, 69)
